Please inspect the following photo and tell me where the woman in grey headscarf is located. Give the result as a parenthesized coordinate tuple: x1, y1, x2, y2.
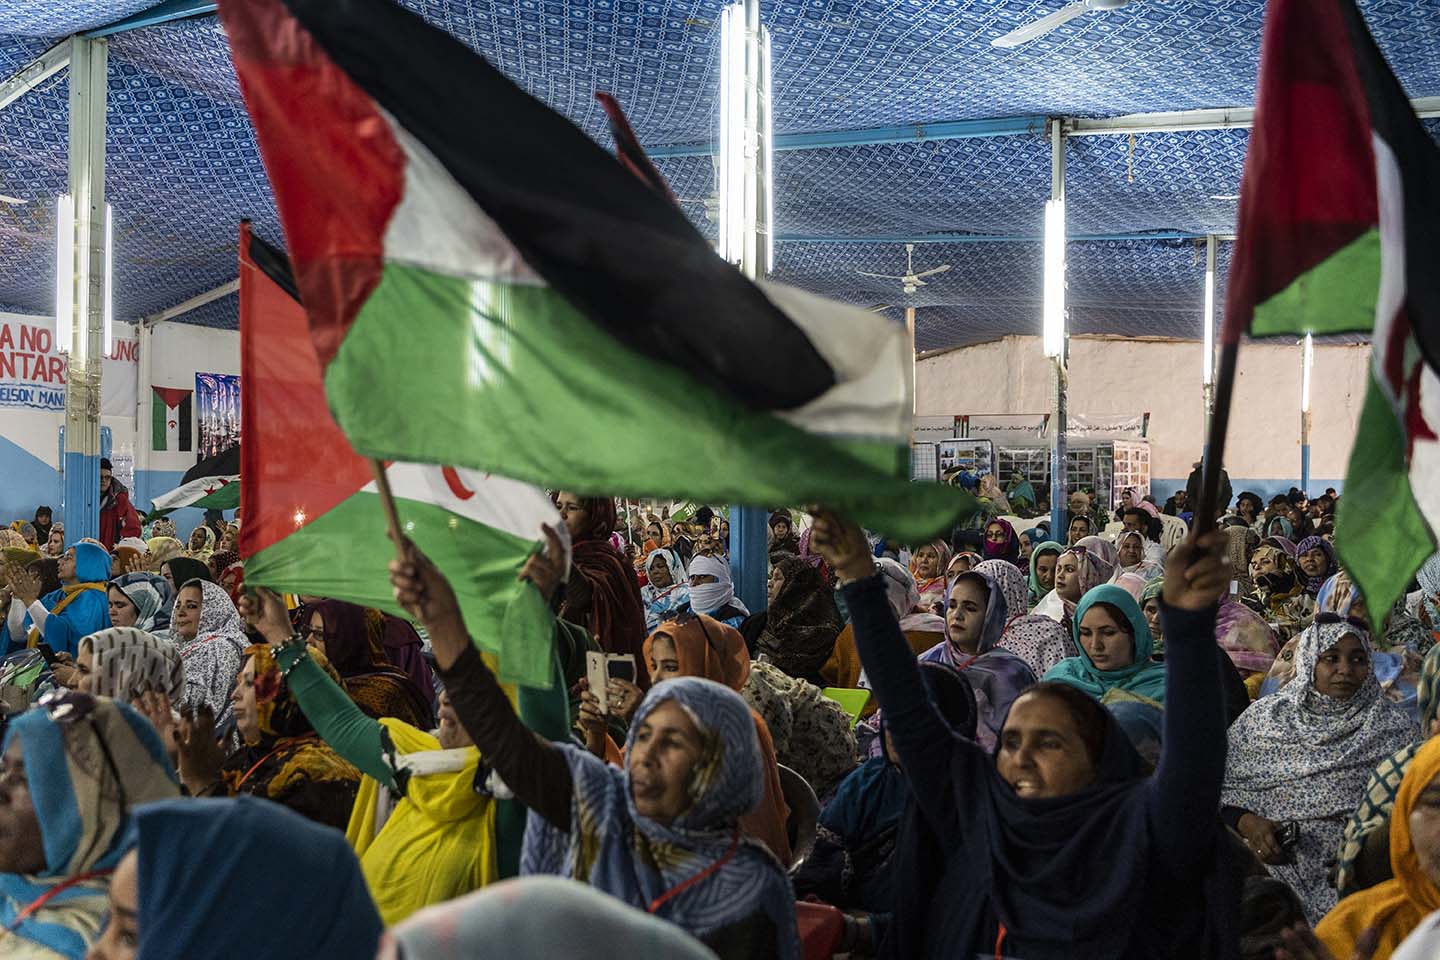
(108, 572, 175, 634)
(378, 876, 719, 960)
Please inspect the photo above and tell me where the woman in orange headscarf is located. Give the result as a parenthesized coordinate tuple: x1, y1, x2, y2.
(1318, 736, 1440, 959)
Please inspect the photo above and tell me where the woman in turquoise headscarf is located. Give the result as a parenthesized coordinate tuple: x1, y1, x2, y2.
(9, 544, 112, 656)
(0, 695, 179, 959)
(1043, 584, 1168, 705)
(1027, 540, 1065, 608)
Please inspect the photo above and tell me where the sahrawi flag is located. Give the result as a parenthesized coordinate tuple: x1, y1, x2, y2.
(217, 0, 969, 542)
(1224, 0, 1440, 623)
(236, 224, 570, 692)
(151, 387, 192, 452)
(149, 445, 240, 514)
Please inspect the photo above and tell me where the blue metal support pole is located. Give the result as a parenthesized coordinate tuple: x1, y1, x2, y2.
(776, 230, 1211, 245)
(647, 114, 1048, 158)
(729, 506, 769, 615)
(60, 37, 107, 543)
(83, 0, 217, 38)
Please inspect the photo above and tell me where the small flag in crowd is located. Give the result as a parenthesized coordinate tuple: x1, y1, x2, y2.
(218, 0, 972, 542)
(1223, 0, 1440, 624)
(151, 387, 192, 452)
(148, 445, 240, 514)
(236, 224, 565, 690)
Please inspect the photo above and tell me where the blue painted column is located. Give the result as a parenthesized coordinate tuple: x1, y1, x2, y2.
(728, 505, 769, 614)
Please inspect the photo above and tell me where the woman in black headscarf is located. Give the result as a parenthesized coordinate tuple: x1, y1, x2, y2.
(809, 511, 1239, 960)
(753, 555, 843, 684)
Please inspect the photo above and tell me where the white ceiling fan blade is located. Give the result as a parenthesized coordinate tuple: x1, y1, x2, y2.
(908, 277, 928, 287)
(857, 271, 906, 280)
(991, 0, 1092, 48)
(0, 194, 26, 205)
(910, 264, 952, 280)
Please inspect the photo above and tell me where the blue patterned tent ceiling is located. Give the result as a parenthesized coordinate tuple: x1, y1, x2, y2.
(1, 0, 1439, 347)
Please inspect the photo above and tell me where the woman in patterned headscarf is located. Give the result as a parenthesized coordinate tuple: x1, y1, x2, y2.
(176, 644, 362, 832)
(1295, 535, 1339, 597)
(73, 627, 184, 702)
(0, 695, 179, 959)
(974, 559, 1028, 631)
(1244, 542, 1314, 641)
(524, 677, 800, 959)
(639, 549, 690, 632)
(1335, 642, 1440, 899)
(634, 616, 792, 865)
(1214, 601, 1282, 701)
(169, 579, 249, 724)
(1222, 621, 1416, 923)
(105, 573, 174, 634)
(997, 614, 1078, 678)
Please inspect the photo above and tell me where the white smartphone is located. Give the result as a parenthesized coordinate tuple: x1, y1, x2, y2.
(586, 651, 610, 715)
(586, 652, 638, 715)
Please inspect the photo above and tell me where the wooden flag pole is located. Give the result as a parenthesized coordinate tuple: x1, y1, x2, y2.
(369, 459, 404, 550)
(1194, 339, 1240, 536)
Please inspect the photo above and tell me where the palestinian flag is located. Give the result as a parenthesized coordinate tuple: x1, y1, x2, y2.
(148, 445, 240, 513)
(217, 0, 969, 542)
(1223, 0, 1440, 623)
(151, 387, 192, 452)
(236, 224, 565, 692)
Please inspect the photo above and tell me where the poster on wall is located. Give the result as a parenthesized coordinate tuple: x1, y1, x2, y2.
(195, 372, 241, 460)
(936, 438, 995, 483)
(0, 313, 138, 415)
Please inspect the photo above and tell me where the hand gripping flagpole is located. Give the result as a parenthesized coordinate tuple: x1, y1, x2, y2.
(1195, 339, 1240, 536)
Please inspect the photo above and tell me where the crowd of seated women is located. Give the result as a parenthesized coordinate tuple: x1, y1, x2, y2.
(0, 484, 1437, 960)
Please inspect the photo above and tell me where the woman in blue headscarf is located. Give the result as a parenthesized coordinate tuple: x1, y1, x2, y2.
(389, 536, 799, 960)
(0, 694, 178, 959)
(6, 543, 112, 656)
(1042, 584, 1169, 705)
(86, 795, 382, 960)
(917, 566, 1036, 752)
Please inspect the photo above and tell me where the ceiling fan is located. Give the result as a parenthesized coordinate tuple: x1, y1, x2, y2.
(991, 0, 1132, 48)
(0, 194, 25, 205)
(856, 243, 951, 295)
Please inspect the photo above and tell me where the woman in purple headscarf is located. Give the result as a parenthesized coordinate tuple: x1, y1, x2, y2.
(917, 565, 1036, 751)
